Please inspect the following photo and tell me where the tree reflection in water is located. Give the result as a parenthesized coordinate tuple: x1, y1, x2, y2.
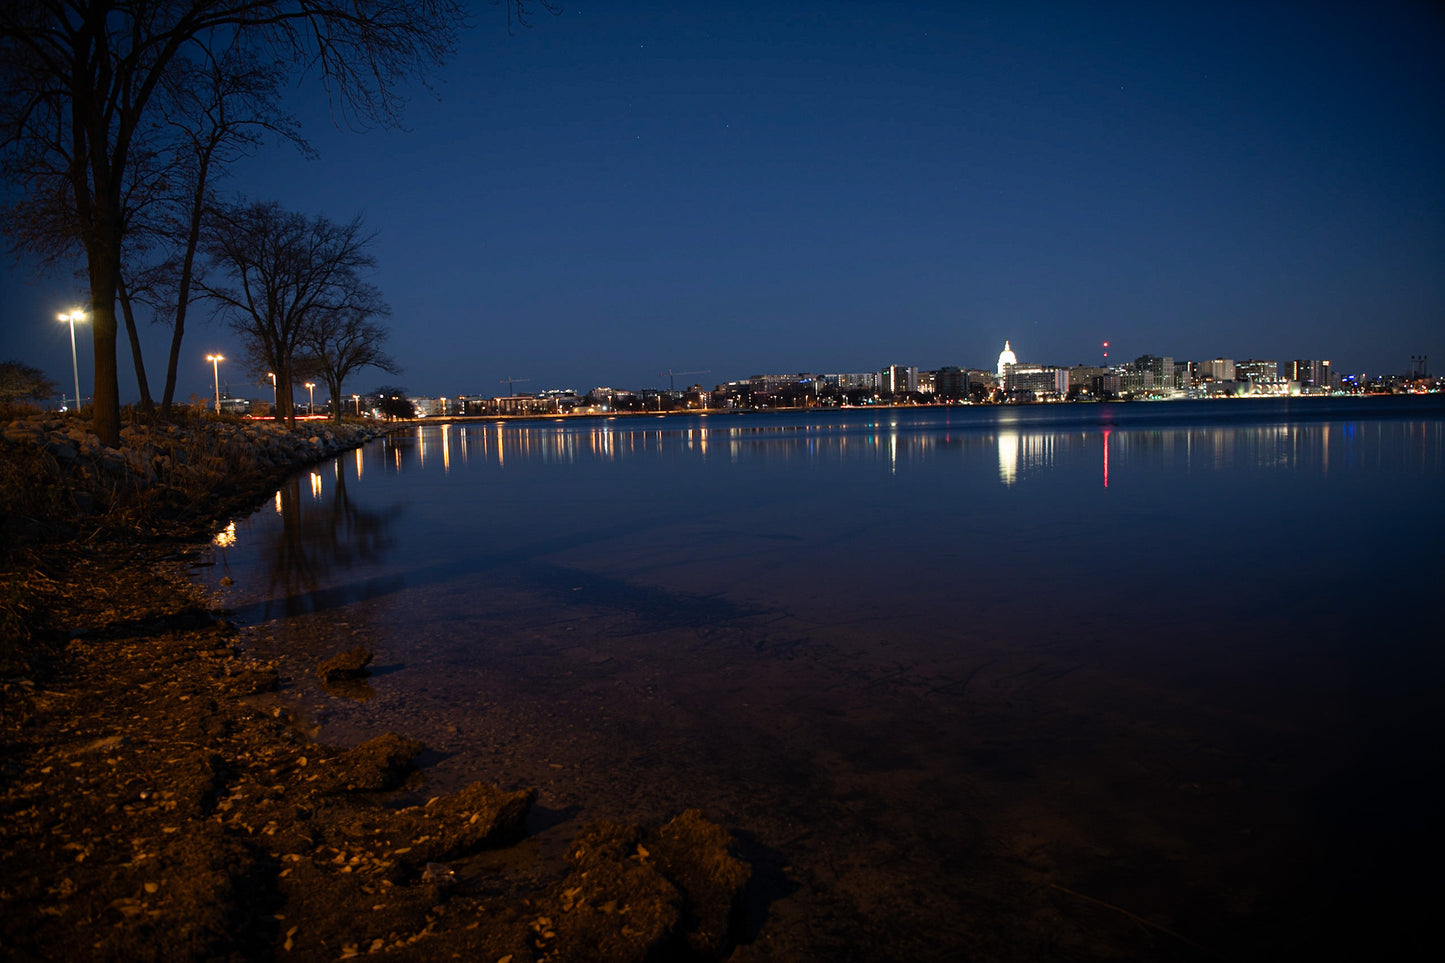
(256, 457, 405, 625)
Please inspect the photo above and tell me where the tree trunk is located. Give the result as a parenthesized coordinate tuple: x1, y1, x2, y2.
(160, 306, 186, 418)
(278, 360, 295, 426)
(87, 243, 122, 447)
(162, 153, 212, 417)
(117, 275, 155, 415)
(327, 375, 343, 423)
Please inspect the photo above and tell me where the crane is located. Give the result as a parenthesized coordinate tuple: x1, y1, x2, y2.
(499, 376, 531, 396)
(660, 369, 711, 392)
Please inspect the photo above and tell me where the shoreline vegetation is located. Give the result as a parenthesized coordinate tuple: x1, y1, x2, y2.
(0, 410, 753, 962)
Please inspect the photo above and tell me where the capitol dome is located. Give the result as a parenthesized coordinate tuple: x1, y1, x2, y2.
(996, 340, 1017, 380)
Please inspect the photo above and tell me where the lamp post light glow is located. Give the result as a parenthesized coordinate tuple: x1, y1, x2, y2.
(267, 372, 277, 417)
(352, 394, 361, 417)
(305, 382, 315, 416)
(56, 309, 86, 411)
(206, 354, 224, 413)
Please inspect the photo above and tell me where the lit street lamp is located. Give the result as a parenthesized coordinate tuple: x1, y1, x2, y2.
(352, 393, 361, 417)
(56, 309, 86, 411)
(266, 371, 277, 417)
(206, 354, 224, 413)
(305, 382, 315, 416)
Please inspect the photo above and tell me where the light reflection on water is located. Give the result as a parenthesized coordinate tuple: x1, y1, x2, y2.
(203, 397, 1444, 959)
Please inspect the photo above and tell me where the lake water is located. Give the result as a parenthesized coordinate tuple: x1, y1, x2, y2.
(203, 396, 1445, 961)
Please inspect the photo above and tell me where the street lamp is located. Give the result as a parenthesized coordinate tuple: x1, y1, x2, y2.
(56, 309, 86, 411)
(304, 382, 315, 416)
(352, 393, 361, 417)
(206, 354, 224, 413)
(266, 371, 277, 417)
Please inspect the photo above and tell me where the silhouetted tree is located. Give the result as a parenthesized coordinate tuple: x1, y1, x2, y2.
(371, 386, 413, 421)
(299, 303, 400, 423)
(202, 201, 378, 426)
(0, 361, 58, 404)
(0, 1, 469, 445)
(148, 46, 311, 416)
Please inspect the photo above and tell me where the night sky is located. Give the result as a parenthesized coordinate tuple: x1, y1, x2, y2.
(3, 0, 1442, 404)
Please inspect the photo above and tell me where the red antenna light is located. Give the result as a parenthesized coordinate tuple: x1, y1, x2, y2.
(1102, 340, 1109, 359)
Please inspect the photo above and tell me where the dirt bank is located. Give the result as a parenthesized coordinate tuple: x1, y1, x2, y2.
(0, 415, 751, 961)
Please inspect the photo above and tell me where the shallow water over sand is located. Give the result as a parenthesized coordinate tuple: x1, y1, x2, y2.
(203, 397, 1445, 960)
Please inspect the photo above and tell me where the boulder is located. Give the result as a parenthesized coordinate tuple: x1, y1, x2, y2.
(317, 646, 373, 682)
(321, 733, 425, 793)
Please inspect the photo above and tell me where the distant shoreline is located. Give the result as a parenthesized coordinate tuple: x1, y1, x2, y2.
(387, 390, 1438, 428)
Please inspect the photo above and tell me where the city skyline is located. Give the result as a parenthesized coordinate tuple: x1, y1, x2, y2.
(203, 342, 1375, 416)
(3, 1, 1442, 404)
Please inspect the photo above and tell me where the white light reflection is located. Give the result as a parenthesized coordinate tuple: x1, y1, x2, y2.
(998, 431, 1019, 485)
(274, 491, 283, 514)
(442, 423, 451, 473)
(997, 431, 1054, 486)
(309, 471, 323, 500)
(355, 446, 364, 480)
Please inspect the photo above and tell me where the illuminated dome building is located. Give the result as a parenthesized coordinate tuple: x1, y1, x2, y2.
(996, 340, 1017, 381)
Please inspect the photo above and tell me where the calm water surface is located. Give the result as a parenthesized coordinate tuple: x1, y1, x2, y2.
(203, 396, 1445, 961)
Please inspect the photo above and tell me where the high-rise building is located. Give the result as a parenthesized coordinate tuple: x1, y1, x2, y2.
(879, 365, 918, 395)
(1003, 364, 1068, 400)
(1236, 359, 1279, 384)
(1288, 359, 1335, 390)
(1199, 358, 1236, 382)
(934, 366, 966, 399)
(1068, 365, 1112, 394)
(824, 372, 880, 391)
(1119, 369, 1155, 395)
(1132, 354, 1175, 392)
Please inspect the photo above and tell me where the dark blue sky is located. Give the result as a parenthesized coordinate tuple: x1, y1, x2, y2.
(4, 0, 1442, 402)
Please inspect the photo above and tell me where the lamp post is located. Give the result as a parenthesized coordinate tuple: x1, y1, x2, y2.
(56, 309, 86, 411)
(304, 382, 315, 416)
(266, 371, 277, 417)
(352, 394, 361, 417)
(206, 354, 224, 413)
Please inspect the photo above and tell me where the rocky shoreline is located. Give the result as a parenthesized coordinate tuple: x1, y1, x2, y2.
(1, 414, 752, 962)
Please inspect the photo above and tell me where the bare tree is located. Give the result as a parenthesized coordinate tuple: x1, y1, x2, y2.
(299, 299, 400, 423)
(202, 200, 379, 426)
(371, 385, 413, 421)
(0, 1, 470, 446)
(147, 44, 310, 416)
(0, 360, 59, 405)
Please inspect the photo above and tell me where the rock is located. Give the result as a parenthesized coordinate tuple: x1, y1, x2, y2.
(553, 821, 683, 962)
(650, 809, 752, 958)
(45, 440, 78, 461)
(322, 733, 425, 793)
(389, 782, 538, 863)
(547, 811, 751, 962)
(317, 646, 373, 682)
